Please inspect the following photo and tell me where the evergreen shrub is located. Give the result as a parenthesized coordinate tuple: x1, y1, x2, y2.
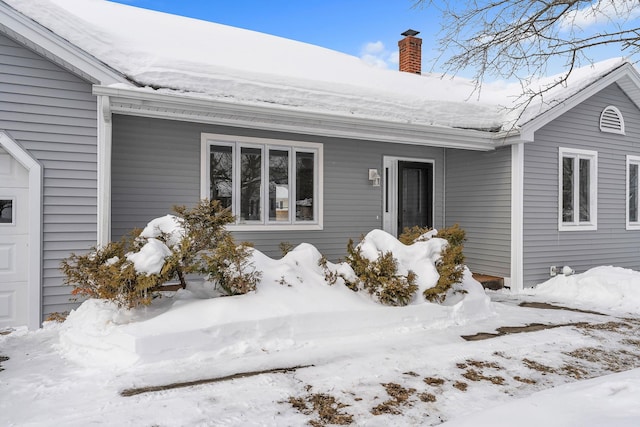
(61, 199, 259, 308)
(344, 238, 417, 306)
(399, 223, 467, 303)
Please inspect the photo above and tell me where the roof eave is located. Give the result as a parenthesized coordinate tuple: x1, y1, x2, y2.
(519, 62, 639, 141)
(94, 85, 500, 151)
(0, 1, 127, 85)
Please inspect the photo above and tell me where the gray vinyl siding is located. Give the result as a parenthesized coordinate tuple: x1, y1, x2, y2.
(522, 83, 640, 287)
(444, 146, 511, 278)
(0, 33, 97, 318)
(111, 114, 445, 261)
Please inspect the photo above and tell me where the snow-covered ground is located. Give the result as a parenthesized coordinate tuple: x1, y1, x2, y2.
(1, 238, 640, 426)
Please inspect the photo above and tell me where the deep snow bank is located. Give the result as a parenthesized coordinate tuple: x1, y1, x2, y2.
(58, 230, 493, 367)
(525, 266, 640, 314)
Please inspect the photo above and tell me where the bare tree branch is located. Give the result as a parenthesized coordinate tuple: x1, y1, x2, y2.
(414, 0, 640, 107)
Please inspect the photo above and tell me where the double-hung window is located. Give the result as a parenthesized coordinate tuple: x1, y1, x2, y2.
(201, 134, 323, 230)
(559, 148, 597, 231)
(627, 155, 640, 230)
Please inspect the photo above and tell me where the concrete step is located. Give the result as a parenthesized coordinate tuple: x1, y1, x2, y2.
(472, 273, 504, 290)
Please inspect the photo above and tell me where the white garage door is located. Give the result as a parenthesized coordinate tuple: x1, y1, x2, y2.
(0, 146, 29, 328)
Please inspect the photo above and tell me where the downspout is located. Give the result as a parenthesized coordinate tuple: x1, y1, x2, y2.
(97, 94, 112, 246)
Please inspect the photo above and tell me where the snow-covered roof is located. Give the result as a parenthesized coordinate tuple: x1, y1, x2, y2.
(1, 0, 635, 133)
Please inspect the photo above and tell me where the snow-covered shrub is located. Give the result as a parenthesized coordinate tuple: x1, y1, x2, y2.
(61, 199, 259, 307)
(344, 238, 418, 306)
(170, 199, 235, 285)
(399, 224, 466, 303)
(201, 234, 261, 295)
(318, 255, 340, 286)
(60, 231, 164, 308)
(279, 241, 294, 256)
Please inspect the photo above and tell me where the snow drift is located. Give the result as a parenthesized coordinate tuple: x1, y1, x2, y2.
(58, 227, 492, 367)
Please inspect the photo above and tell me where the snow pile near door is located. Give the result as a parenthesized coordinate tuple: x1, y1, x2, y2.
(57, 230, 493, 368)
(525, 266, 640, 314)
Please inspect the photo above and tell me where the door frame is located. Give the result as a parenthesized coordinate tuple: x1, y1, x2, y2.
(383, 156, 435, 237)
(0, 131, 42, 330)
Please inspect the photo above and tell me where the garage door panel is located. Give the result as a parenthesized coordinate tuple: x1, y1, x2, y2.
(0, 284, 27, 325)
(0, 243, 15, 272)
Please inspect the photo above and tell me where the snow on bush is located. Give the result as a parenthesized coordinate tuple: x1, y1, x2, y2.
(126, 237, 173, 275)
(60, 200, 255, 308)
(62, 201, 488, 317)
(138, 214, 185, 248)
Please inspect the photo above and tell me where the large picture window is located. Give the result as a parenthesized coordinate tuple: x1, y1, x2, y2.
(627, 155, 640, 230)
(559, 148, 597, 231)
(201, 134, 322, 230)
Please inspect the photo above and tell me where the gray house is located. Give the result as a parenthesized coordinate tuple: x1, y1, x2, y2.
(2, 0, 640, 329)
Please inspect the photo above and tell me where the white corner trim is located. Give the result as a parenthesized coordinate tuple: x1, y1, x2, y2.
(510, 143, 524, 293)
(0, 131, 42, 330)
(97, 95, 112, 246)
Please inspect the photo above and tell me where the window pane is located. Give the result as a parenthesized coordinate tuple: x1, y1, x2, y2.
(0, 199, 13, 224)
(562, 157, 574, 223)
(240, 147, 262, 221)
(631, 163, 638, 223)
(269, 150, 289, 222)
(210, 145, 232, 210)
(579, 158, 590, 222)
(296, 151, 315, 221)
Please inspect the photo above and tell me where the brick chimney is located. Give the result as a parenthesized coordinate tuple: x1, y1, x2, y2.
(398, 29, 422, 74)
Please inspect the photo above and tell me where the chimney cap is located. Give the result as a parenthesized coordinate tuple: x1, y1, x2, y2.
(401, 29, 420, 37)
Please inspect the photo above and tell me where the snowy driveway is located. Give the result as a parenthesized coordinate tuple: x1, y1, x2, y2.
(1, 290, 639, 426)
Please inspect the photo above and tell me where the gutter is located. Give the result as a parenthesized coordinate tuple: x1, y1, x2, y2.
(93, 85, 509, 151)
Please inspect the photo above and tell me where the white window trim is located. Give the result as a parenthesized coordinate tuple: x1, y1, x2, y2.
(558, 147, 598, 231)
(201, 133, 323, 231)
(626, 155, 640, 230)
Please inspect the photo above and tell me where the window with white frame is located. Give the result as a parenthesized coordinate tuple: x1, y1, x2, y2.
(201, 134, 322, 230)
(559, 148, 597, 231)
(627, 155, 640, 230)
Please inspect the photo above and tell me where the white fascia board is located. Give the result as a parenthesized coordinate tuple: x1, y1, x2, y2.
(518, 63, 640, 141)
(93, 85, 499, 151)
(0, 2, 126, 85)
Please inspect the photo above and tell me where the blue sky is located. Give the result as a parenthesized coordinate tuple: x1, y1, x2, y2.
(108, 0, 441, 71)
(108, 0, 635, 78)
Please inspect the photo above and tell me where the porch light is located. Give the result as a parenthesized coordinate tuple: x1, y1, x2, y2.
(369, 169, 381, 187)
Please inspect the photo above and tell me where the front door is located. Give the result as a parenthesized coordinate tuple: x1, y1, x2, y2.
(0, 147, 29, 328)
(383, 157, 434, 237)
(398, 161, 433, 233)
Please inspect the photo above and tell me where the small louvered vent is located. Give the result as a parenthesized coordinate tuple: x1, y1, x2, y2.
(599, 106, 625, 134)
